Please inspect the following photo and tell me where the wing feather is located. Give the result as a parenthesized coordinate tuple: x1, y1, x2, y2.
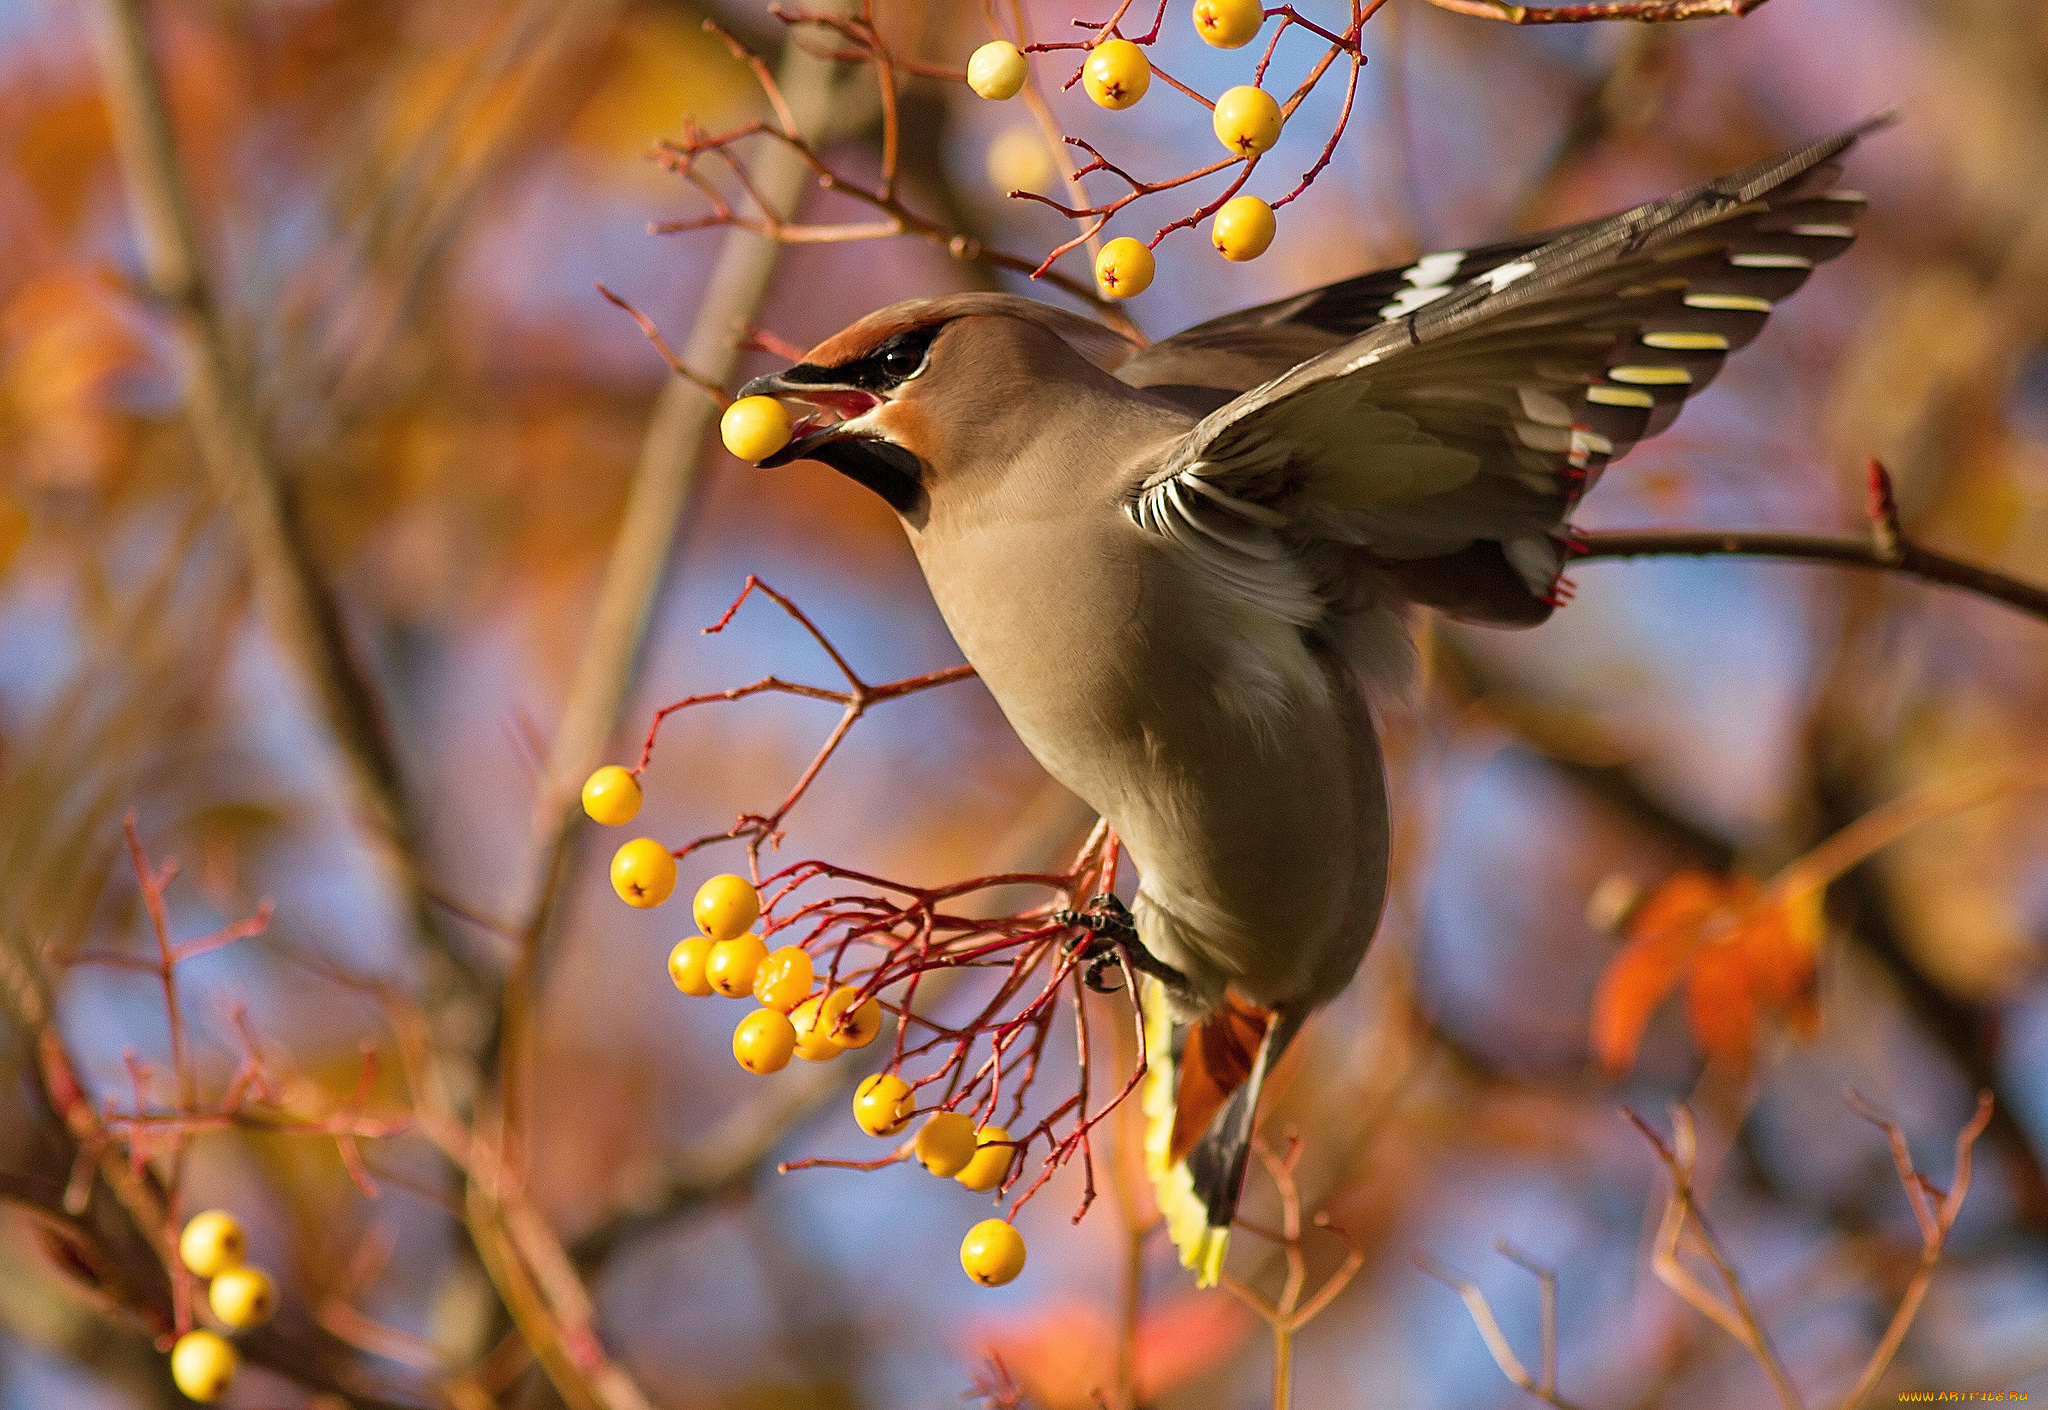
(1125, 119, 1885, 629)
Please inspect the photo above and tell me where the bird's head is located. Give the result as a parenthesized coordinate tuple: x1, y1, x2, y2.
(736, 293, 1138, 524)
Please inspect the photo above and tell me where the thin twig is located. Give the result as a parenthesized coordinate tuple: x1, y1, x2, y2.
(1834, 1093, 1994, 1409)
(1417, 1246, 1591, 1410)
(1629, 1107, 1806, 1410)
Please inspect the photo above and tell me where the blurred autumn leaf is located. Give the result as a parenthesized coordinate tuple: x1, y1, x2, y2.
(1591, 871, 1822, 1079)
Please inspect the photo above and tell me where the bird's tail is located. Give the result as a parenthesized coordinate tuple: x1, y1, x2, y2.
(1140, 980, 1305, 1287)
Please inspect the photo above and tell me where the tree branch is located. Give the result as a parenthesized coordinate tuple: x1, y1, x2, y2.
(492, 0, 860, 1156)
(1572, 529, 2048, 622)
(84, 0, 486, 992)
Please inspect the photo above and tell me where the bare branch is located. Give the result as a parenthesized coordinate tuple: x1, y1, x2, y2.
(1571, 526, 2048, 622)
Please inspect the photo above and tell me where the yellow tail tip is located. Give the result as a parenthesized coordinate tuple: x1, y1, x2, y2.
(1141, 980, 1232, 1287)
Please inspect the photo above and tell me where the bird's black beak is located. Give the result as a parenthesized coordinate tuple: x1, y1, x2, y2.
(735, 366, 880, 469)
(735, 366, 928, 519)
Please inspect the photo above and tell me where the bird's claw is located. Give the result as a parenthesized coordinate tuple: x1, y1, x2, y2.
(1054, 894, 1180, 992)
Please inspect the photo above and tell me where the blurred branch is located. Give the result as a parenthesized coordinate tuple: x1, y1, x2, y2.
(1835, 1092, 1994, 1409)
(1221, 1133, 1368, 1410)
(1417, 1243, 1588, 1410)
(1767, 754, 2048, 913)
(492, 0, 858, 1156)
(1628, 1106, 1805, 1410)
(83, 0, 485, 986)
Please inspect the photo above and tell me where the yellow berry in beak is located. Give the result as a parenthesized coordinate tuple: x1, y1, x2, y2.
(1211, 195, 1276, 261)
(1192, 0, 1263, 48)
(170, 1330, 238, 1402)
(1094, 237, 1155, 300)
(610, 838, 677, 908)
(1082, 39, 1150, 110)
(960, 1219, 1027, 1286)
(720, 395, 793, 462)
(967, 40, 1028, 100)
(580, 765, 641, 825)
(1212, 85, 1282, 157)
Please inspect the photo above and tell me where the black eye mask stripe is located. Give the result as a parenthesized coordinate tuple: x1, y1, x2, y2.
(779, 324, 941, 394)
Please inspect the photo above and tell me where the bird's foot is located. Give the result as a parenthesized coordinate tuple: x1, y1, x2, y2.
(1053, 894, 1183, 993)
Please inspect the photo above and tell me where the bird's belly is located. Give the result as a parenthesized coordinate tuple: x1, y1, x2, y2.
(912, 520, 1386, 1009)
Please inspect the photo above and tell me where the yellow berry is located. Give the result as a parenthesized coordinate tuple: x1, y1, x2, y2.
(177, 1210, 245, 1280)
(610, 838, 677, 908)
(1192, 0, 1263, 47)
(789, 995, 843, 1062)
(986, 126, 1057, 196)
(967, 40, 1028, 100)
(580, 765, 641, 826)
(667, 936, 714, 996)
(1081, 38, 1150, 110)
(820, 985, 883, 1048)
(915, 1111, 979, 1177)
(733, 1009, 797, 1074)
(1212, 84, 1282, 157)
(960, 1219, 1027, 1286)
(169, 1330, 237, 1403)
(752, 945, 814, 1012)
(955, 1125, 1016, 1191)
(720, 395, 793, 462)
(1094, 238, 1155, 300)
(1211, 194, 1276, 261)
(693, 873, 761, 942)
(207, 1265, 275, 1329)
(852, 1072, 915, 1137)
(705, 933, 769, 999)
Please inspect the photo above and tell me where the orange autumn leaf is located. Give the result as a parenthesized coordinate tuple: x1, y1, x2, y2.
(1592, 871, 1824, 1078)
(1684, 930, 1764, 1076)
(1591, 870, 1730, 1075)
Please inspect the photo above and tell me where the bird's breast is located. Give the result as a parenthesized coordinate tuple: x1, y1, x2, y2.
(911, 509, 1386, 1009)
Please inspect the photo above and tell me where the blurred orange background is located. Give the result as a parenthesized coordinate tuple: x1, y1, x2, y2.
(3, 1, 2046, 1407)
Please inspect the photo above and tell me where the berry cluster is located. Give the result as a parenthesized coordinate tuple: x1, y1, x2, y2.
(966, 0, 1348, 299)
(664, 871, 885, 1074)
(582, 764, 1052, 1286)
(168, 1210, 277, 1401)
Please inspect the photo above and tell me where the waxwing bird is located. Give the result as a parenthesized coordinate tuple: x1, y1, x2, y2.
(736, 120, 1881, 1285)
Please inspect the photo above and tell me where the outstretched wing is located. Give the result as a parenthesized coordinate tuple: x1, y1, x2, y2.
(1125, 119, 1883, 627)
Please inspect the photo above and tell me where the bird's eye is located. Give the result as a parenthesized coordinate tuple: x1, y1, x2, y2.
(879, 339, 925, 380)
